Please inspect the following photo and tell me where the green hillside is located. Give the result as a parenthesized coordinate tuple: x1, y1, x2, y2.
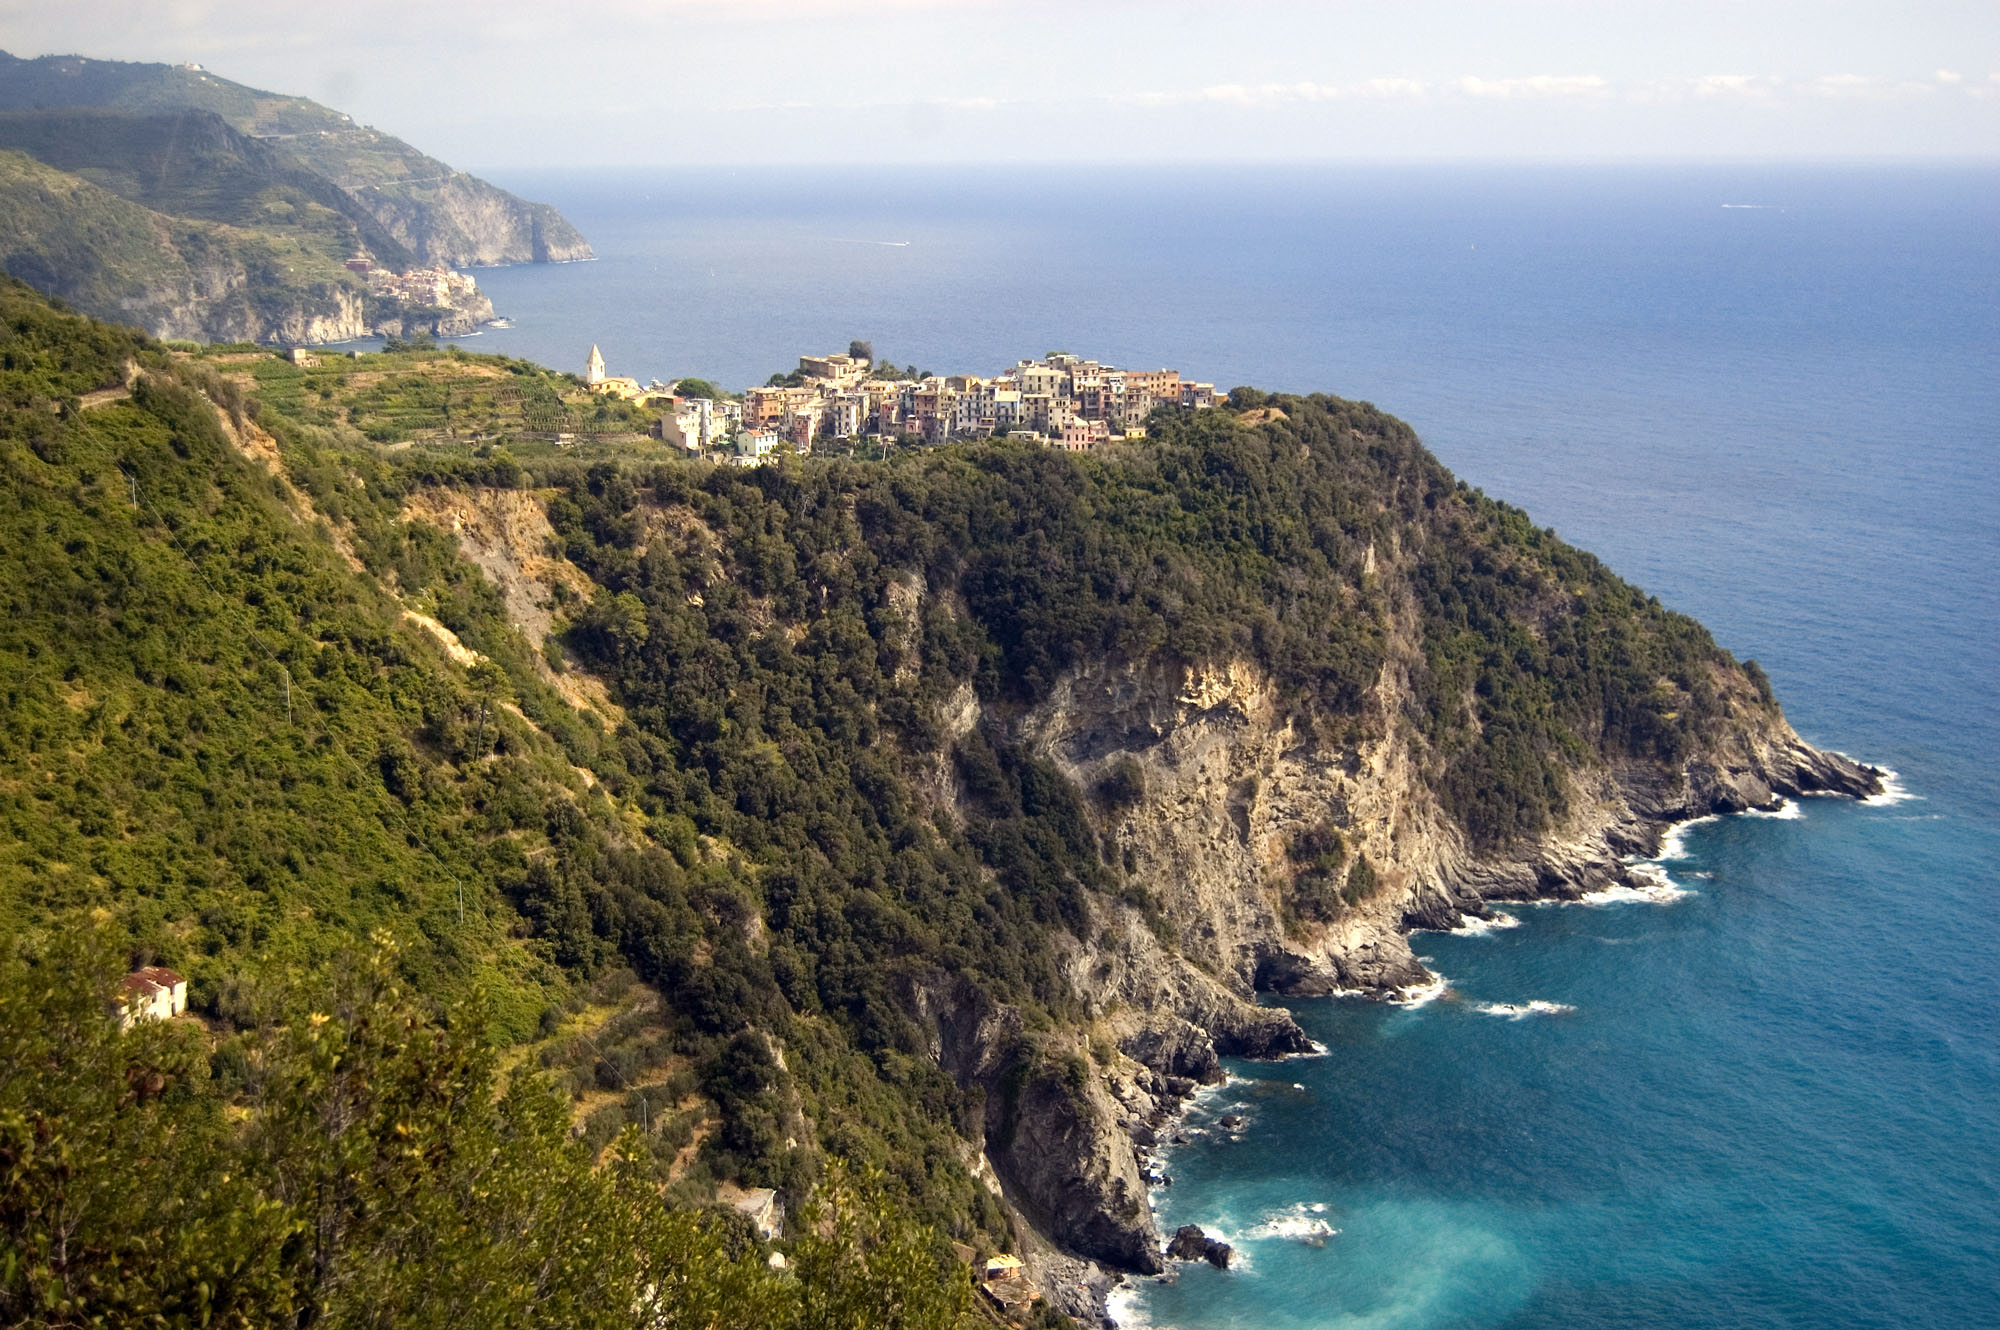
(0, 278, 572, 1032)
(0, 277, 1803, 1324)
(0, 148, 373, 339)
(0, 276, 1015, 1255)
(0, 107, 416, 269)
(0, 51, 351, 132)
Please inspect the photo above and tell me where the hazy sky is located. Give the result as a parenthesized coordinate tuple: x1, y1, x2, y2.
(2, 1, 1995, 168)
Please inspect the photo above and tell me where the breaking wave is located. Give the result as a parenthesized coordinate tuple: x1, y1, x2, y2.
(1473, 1000, 1576, 1020)
(1451, 911, 1523, 936)
(1656, 814, 1721, 861)
(1585, 862, 1693, 906)
(1391, 973, 1450, 1007)
(1863, 768, 1919, 806)
(1245, 1201, 1340, 1244)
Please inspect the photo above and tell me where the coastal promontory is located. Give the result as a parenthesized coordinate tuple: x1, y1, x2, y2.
(0, 51, 589, 344)
(0, 288, 1879, 1325)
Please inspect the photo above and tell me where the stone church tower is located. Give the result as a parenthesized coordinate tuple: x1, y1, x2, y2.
(585, 344, 607, 386)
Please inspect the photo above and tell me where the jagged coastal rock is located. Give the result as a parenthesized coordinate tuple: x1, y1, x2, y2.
(938, 663, 1875, 1302)
(1165, 1224, 1234, 1269)
(353, 176, 592, 268)
(1020, 656, 1878, 1005)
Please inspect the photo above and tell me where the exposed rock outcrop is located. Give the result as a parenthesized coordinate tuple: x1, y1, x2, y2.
(906, 974, 1166, 1274)
(979, 647, 1874, 1292)
(1019, 653, 1879, 1012)
(1165, 1224, 1233, 1269)
(386, 480, 1881, 1301)
(353, 177, 592, 268)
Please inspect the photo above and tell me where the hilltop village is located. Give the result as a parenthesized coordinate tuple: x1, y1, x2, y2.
(583, 345, 1219, 464)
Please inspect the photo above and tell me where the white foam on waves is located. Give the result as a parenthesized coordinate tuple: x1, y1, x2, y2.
(1450, 911, 1523, 936)
(1473, 999, 1576, 1020)
(1863, 768, 1919, 806)
(1245, 1201, 1340, 1245)
(1742, 799, 1803, 820)
(1583, 861, 1691, 906)
(1656, 814, 1720, 861)
(1104, 1282, 1151, 1329)
(1391, 973, 1450, 1007)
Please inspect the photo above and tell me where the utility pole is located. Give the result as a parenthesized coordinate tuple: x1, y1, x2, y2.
(281, 666, 293, 727)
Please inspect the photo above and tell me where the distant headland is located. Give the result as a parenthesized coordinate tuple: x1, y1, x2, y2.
(0, 50, 589, 344)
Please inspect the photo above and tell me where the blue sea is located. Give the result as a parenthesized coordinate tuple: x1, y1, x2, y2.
(469, 165, 1999, 1329)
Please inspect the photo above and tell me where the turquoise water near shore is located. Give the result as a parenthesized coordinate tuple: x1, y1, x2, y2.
(1128, 783, 1997, 1329)
(471, 165, 1999, 1328)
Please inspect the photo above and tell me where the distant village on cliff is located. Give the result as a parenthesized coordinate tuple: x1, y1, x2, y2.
(583, 344, 1220, 465)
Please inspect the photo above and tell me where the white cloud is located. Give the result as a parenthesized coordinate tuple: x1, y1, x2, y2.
(1618, 73, 1788, 105)
(1112, 77, 1429, 108)
(1352, 78, 1431, 100)
(1199, 81, 1347, 106)
(1808, 72, 1882, 98)
(1935, 69, 1963, 84)
(1703, 75, 1751, 94)
(1457, 74, 1609, 99)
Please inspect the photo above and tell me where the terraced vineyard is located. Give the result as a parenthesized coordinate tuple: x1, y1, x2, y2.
(199, 344, 668, 449)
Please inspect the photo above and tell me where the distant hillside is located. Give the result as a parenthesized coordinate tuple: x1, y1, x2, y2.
(0, 107, 416, 270)
(0, 148, 496, 344)
(0, 148, 373, 342)
(0, 51, 590, 267)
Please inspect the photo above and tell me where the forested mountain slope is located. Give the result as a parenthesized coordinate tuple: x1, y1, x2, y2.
(0, 51, 589, 266)
(0, 107, 417, 268)
(0, 282, 1876, 1323)
(0, 146, 416, 344)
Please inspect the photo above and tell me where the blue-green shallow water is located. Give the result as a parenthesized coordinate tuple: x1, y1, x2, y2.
(460, 164, 1998, 1327)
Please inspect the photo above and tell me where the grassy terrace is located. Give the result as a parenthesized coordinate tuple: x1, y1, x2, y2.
(192, 342, 673, 454)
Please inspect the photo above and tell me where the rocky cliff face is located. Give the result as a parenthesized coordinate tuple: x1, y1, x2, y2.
(937, 637, 1874, 1287)
(354, 177, 593, 268)
(127, 265, 369, 345)
(391, 470, 1880, 1295)
(1014, 655, 1876, 1010)
(136, 269, 496, 346)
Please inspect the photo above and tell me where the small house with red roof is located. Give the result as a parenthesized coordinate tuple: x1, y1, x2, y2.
(117, 966, 187, 1029)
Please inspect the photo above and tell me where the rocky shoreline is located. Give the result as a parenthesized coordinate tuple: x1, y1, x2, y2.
(976, 657, 1882, 1327)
